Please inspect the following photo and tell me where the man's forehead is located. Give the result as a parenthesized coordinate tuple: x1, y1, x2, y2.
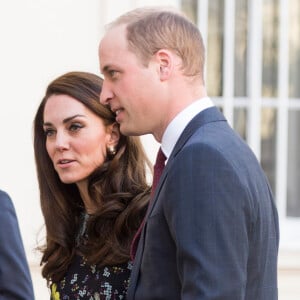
(100, 26, 127, 53)
(99, 40, 126, 64)
(103, 24, 126, 41)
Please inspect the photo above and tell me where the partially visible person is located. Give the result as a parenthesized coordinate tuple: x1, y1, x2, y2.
(99, 7, 279, 299)
(0, 189, 35, 299)
(33, 71, 151, 299)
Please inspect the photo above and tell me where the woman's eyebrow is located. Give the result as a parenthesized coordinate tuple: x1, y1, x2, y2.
(43, 114, 86, 126)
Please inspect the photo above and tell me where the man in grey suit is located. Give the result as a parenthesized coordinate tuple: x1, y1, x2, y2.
(99, 7, 279, 299)
(0, 189, 34, 299)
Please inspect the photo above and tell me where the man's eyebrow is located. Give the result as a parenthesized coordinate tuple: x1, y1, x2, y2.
(43, 114, 86, 126)
(101, 65, 112, 74)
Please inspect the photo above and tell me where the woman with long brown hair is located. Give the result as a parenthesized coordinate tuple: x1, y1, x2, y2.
(33, 71, 151, 299)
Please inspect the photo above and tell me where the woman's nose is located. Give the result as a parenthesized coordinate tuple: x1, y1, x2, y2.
(55, 132, 69, 151)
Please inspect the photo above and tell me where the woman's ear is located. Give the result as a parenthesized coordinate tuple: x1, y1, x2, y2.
(107, 122, 120, 147)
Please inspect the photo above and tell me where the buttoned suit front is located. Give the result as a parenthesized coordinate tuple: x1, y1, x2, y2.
(127, 107, 279, 300)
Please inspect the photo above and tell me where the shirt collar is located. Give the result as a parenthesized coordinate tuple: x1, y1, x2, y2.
(161, 97, 214, 159)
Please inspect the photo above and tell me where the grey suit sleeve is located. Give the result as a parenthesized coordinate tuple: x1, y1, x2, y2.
(0, 190, 35, 300)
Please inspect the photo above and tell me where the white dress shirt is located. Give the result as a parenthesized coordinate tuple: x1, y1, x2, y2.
(161, 97, 214, 160)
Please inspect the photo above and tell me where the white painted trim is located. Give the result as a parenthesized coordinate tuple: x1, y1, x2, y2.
(276, 0, 289, 220)
(246, 0, 263, 160)
(222, 0, 235, 126)
(198, 0, 208, 82)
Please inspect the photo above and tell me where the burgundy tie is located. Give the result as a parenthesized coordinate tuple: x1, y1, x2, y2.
(130, 147, 167, 260)
(151, 147, 167, 195)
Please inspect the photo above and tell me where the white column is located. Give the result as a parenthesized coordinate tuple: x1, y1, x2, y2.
(222, 0, 235, 126)
(197, 0, 209, 81)
(247, 0, 263, 160)
(276, 0, 289, 221)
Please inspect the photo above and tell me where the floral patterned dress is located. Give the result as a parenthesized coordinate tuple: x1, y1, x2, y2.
(50, 256, 132, 300)
(50, 213, 132, 300)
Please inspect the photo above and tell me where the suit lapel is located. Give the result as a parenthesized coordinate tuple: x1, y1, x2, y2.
(152, 106, 226, 202)
(170, 106, 226, 160)
(127, 107, 226, 298)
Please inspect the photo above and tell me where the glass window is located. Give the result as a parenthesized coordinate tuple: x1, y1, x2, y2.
(206, 0, 224, 97)
(181, 0, 197, 23)
(261, 108, 277, 193)
(287, 110, 300, 217)
(262, 0, 278, 97)
(289, 0, 300, 98)
(181, 0, 300, 220)
(181, 0, 225, 97)
(234, 0, 248, 97)
(234, 107, 247, 140)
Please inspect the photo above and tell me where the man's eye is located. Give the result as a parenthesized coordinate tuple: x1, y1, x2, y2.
(109, 70, 117, 78)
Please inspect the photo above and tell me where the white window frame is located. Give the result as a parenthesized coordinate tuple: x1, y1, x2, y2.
(190, 0, 300, 250)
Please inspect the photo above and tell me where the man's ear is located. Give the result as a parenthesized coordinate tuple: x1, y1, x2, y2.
(155, 49, 173, 81)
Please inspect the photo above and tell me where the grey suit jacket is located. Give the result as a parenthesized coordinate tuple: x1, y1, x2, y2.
(127, 107, 279, 299)
(0, 190, 34, 299)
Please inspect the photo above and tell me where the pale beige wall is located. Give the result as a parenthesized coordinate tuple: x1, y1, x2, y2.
(0, 0, 175, 297)
(0, 0, 103, 265)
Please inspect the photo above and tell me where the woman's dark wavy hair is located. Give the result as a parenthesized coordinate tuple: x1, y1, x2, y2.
(33, 71, 151, 284)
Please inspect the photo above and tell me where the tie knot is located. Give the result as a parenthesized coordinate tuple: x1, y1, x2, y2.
(152, 148, 166, 195)
(155, 147, 166, 169)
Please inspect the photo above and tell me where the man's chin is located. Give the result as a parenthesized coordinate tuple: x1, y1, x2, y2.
(120, 124, 143, 137)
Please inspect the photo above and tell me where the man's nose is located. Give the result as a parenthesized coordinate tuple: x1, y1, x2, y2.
(100, 80, 113, 105)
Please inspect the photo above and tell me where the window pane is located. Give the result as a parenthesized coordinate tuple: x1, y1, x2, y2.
(233, 107, 247, 140)
(289, 0, 300, 98)
(262, 0, 278, 97)
(261, 108, 277, 194)
(181, 0, 197, 23)
(234, 0, 248, 97)
(287, 110, 300, 217)
(207, 0, 224, 96)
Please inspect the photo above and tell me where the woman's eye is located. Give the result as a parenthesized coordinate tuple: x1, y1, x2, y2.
(44, 128, 55, 137)
(69, 123, 83, 132)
